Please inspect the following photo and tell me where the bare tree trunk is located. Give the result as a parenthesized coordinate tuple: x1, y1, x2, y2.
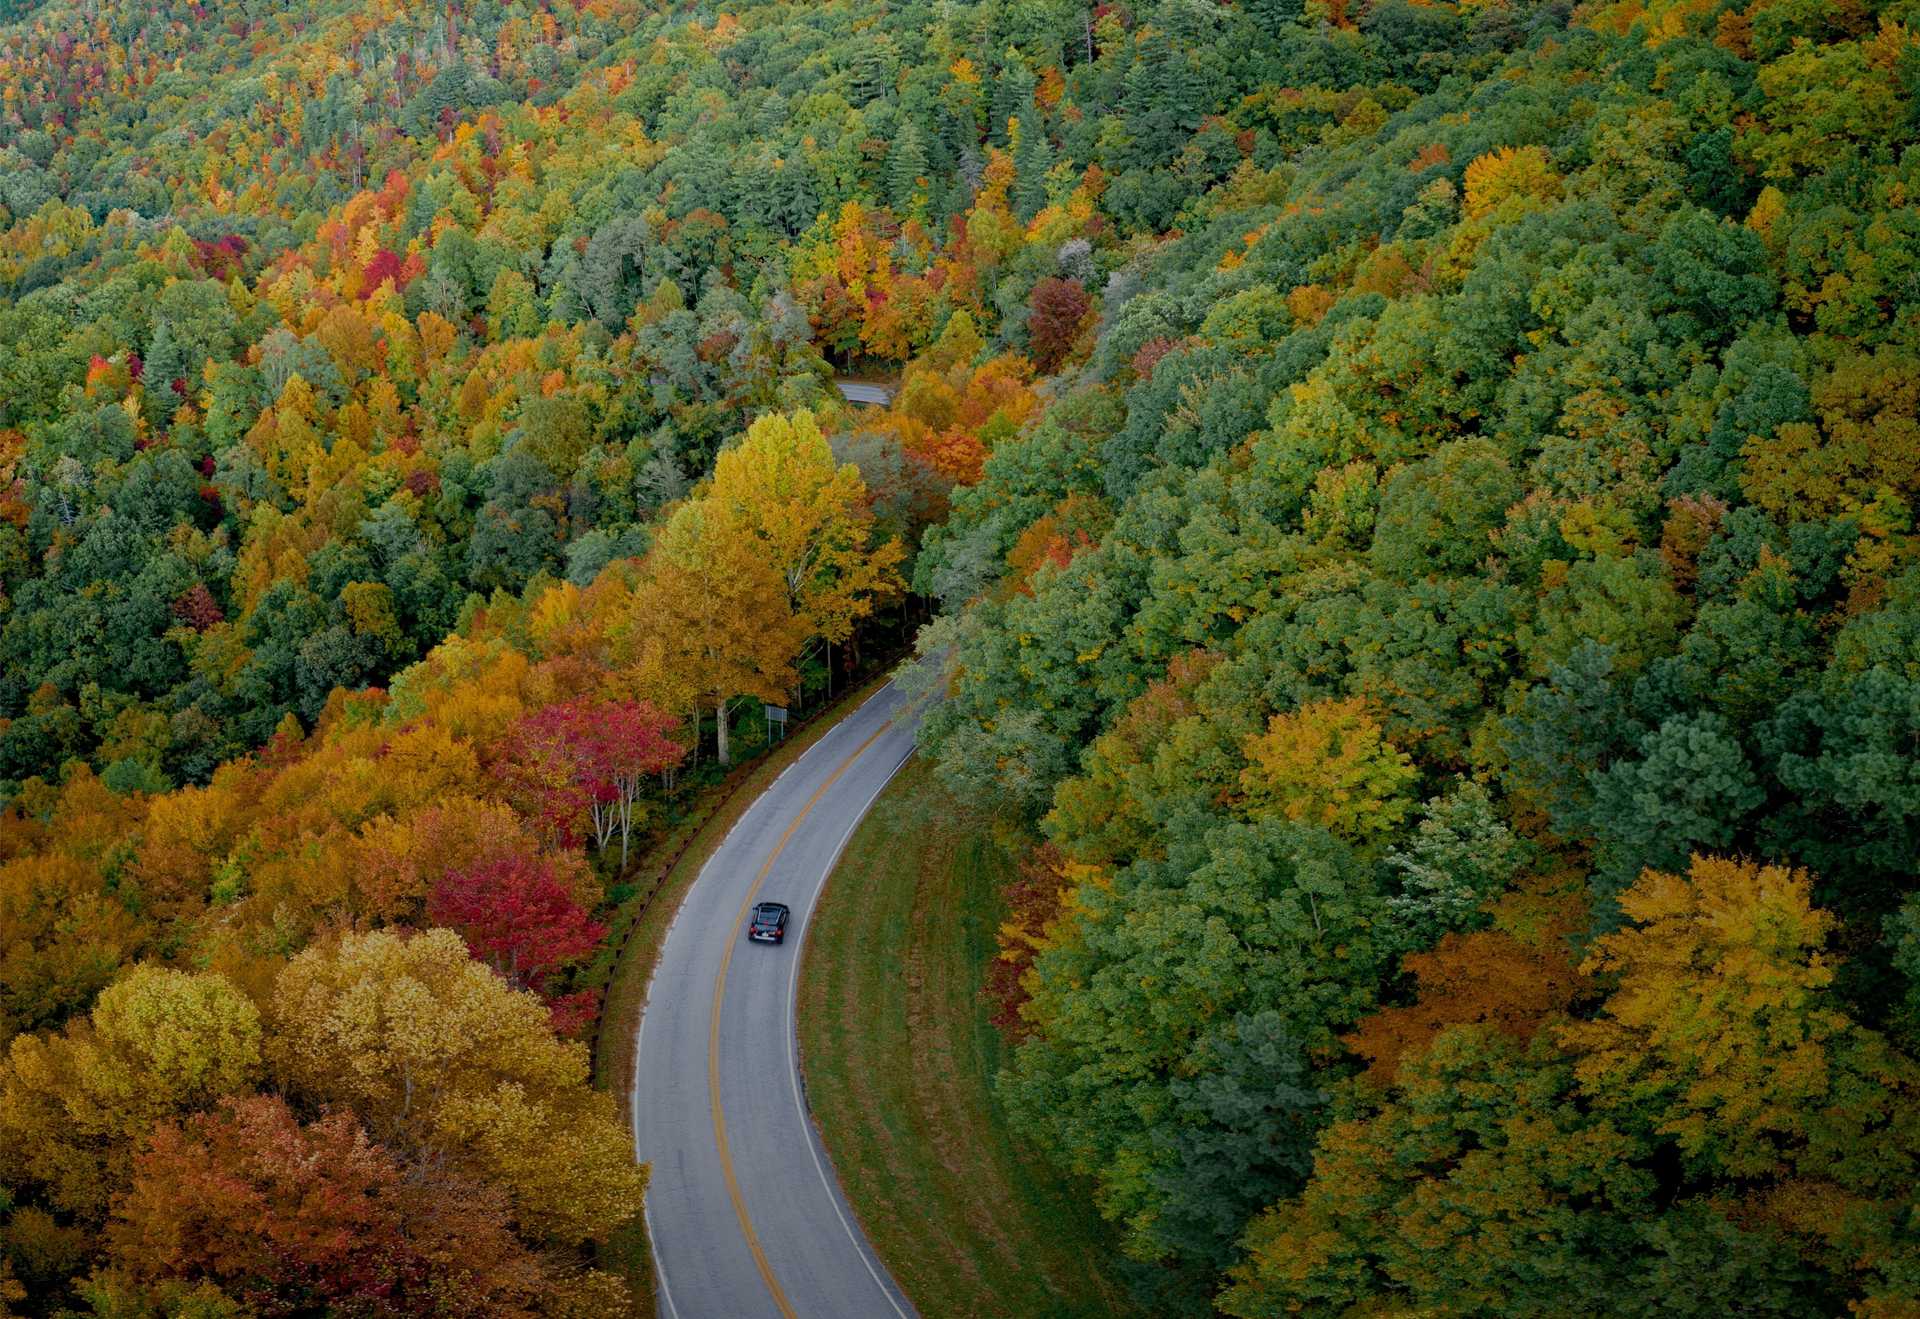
(715, 695, 731, 766)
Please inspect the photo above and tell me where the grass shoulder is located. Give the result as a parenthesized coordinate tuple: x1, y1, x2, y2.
(797, 755, 1140, 1318)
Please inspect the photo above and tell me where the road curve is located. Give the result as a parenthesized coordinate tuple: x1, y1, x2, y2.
(632, 682, 922, 1319)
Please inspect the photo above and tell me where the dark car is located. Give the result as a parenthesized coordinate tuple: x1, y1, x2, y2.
(747, 901, 790, 944)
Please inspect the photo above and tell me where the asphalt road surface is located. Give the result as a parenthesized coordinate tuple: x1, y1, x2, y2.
(632, 682, 923, 1319)
(833, 378, 895, 406)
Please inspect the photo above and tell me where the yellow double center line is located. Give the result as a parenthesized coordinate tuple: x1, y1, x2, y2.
(708, 717, 895, 1319)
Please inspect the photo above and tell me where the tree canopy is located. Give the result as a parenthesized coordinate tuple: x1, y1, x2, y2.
(7, 0, 1920, 1310)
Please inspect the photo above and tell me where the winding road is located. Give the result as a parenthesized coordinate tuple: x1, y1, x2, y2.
(632, 682, 923, 1319)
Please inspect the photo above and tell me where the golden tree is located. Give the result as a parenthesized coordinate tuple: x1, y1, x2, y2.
(1237, 697, 1417, 846)
(704, 409, 905, 644)
(621, 499, 807, 765)
(0, 967, 262, 1217)
(267, 928, 646, 1248)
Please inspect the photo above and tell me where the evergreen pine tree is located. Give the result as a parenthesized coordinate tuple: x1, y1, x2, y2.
(989, 51, 1035, 147)
(1244, 0, 1306, 38)
(142, 320, 192, 428)
(846, 37, 895, 108)
(888, 121, 929, 217)
(1011, 116, 1051, 223)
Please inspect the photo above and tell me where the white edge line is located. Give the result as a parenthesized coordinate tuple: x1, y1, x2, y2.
(783, 736, 919, 1319)
(633, 916, 684, 1319)
(641, 1195, 681, 1319)
(631, 684, 899, 1319)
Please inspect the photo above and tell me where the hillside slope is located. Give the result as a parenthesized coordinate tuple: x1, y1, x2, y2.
(5, 0, 1920, 1313)
(903, 0, 1920, 1313)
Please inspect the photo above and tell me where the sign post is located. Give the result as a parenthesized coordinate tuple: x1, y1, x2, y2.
(764, 704, 788, 742)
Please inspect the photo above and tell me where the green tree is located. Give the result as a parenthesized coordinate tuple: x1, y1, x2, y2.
(1382, 780, 1531, 952)
(1004, 820, 1383, 1262)
(887, 122, 929, 217)
(1222, 1027, 1816, 1319)
(1370, 437, 1521, 582)
(1586, 713, 1763, 912)
(1143, 1010, 1322, 1272)
(1010, 115, 1051, 223)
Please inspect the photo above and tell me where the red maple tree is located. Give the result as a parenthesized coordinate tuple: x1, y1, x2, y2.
(1026, 276, 1091, 374)
(502, 699, 686, 863)
(427, 852, 606, 992)
(169, 583, 224, 631)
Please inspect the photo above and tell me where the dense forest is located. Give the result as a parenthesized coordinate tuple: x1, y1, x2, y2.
(906, 0, 1920, 1312)
(4, 0, 1920, 1313)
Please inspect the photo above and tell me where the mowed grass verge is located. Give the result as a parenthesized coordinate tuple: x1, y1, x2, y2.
(797, 755, 1139, 1318)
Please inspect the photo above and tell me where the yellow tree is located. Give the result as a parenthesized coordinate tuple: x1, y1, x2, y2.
(244, 373, 324, 494)
(1553, 856, 1920, 1297)
(1462, 144, 1563, 221)
(1237, 697, 1417, 847)
(704, 409, 905, 645)
(1559, 856, 1920, 1184)
(266, 928, 645, 1250)
(621, 499, 806, 765)
(0, 966, 262, 1217)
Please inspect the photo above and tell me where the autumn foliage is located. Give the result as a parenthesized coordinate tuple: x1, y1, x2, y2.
(427, 854, 606, 992)
(1026, 277, 1091, 374)
(1237, 697, 1417, 846)
(983, 845, 1081, 1035)
(111, 1096, 546, 1316)
(1343, 928, 1584, 1085)
(900, 0, 1920, 1307)
(502, 698, 686, 859)
(0, 399, 900, 1308)
(8, 0, 1920, 1309)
